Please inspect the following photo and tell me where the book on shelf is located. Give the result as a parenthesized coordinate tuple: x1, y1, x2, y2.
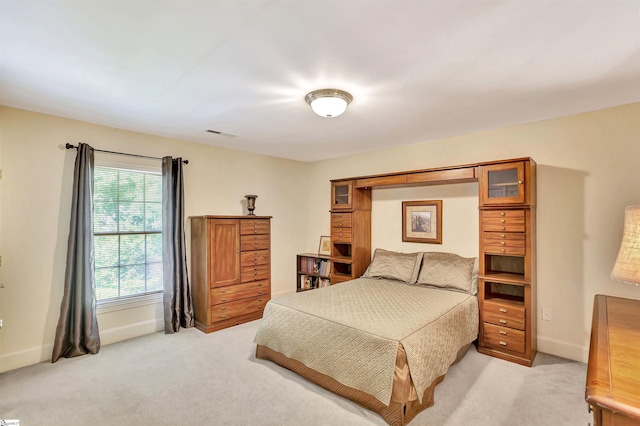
(300, 274, 313, 290)
(300, 256, 330, 277)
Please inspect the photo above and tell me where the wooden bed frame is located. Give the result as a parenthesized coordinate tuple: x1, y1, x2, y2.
(255, 343, 470, 426)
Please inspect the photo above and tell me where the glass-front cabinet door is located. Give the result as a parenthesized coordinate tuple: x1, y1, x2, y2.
(331, 181, 353, 210)
(480, 162, 525, 205)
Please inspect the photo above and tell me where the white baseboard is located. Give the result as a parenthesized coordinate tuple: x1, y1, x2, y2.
(0, 318, 163, 373)
(99, 318, 163, 346)
(537, 336, 588, 363)
(0, 343, 54, 373)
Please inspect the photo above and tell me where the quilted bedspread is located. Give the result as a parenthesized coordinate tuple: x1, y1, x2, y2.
(253, 277, 478, 405)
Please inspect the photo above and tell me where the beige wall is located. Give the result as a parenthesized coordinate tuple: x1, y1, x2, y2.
(0, 107, 308, 372)
(1, 103, 639, 372)
(303, 102, 640, 362)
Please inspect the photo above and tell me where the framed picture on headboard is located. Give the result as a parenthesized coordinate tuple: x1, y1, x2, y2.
(402, 200, 442, 244)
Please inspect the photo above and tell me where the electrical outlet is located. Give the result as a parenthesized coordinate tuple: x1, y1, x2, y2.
(542, 308, 552, 321)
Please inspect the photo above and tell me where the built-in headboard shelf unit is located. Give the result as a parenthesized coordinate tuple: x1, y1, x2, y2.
(330, 157, 536, 366)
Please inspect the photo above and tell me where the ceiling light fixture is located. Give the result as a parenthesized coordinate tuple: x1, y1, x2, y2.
(305, 89, 353, 118)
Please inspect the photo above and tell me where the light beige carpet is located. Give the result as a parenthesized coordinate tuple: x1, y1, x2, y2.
(0, 320, 591, 425)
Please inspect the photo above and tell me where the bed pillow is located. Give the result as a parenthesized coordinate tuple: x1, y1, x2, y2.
(362, 249, 423, 284)
(416, 252, 478, 294)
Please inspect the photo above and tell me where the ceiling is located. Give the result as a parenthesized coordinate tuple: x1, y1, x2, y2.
(1, 1, 639, 162)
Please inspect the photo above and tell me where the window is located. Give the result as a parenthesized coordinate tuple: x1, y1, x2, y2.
(93, 166, 163, 301)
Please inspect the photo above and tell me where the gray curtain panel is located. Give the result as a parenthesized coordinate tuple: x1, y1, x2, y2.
(162, 156, 195, 333)
(52, 143, 101, 362)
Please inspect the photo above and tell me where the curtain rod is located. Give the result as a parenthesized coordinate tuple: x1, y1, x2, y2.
(65, 143, 189, 164)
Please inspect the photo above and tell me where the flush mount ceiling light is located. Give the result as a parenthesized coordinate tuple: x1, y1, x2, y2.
(305, 89, 353, 118)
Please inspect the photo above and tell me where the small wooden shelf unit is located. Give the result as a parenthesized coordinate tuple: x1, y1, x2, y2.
(296, 253, 331, 292)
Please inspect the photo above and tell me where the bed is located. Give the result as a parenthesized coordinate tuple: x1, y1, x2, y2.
(253, 250, 479, 426)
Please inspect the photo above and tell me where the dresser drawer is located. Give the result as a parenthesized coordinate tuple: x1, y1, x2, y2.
(483, 232, 525, 241)
(482, 210, 525, 232)
(211, 295, 269, 322)
(331, 227, 352, 243)
(240, 264, 270, 283)
(240, 234, 270, 251)
(240, 249, 270, 266)
(331, 212, 353, 228)
(483, 299, 525, 330)
(240, 219, 270, 235)
(484, 323, 525, 354)
(211, 281, 269, 304)
(484, 298, 525, 318)
(483, 240, 525, 256)
(484, 312, 525, 330)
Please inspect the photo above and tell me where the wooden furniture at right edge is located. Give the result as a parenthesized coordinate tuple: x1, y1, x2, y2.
(586, 295, 640, 426)
(329, 157, 537, 366)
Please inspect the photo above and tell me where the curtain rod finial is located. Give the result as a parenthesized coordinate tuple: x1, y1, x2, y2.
(65, 143, 77, 150)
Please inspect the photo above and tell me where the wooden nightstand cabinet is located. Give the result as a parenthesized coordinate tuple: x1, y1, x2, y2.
(586, 295, 640, 426)
(190, 215, 271, 333)
(477, 159, 537, 366)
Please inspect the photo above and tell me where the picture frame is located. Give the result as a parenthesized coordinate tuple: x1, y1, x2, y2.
(402, 200, 442, 244)
(318, 235, 331, 256)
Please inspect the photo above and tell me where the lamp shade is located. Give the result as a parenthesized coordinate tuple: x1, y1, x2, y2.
(305, 89, 352, 118)
(611, 205, 640, 285)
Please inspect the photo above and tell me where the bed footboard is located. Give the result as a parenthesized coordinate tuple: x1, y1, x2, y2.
(255, 344, 444, 426)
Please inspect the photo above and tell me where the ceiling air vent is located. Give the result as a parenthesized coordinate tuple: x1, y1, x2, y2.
(206, 129, 236, 137)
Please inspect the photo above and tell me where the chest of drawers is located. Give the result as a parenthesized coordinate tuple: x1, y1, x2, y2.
(190, 215, 272, 333)
(586, 295, 640, 426)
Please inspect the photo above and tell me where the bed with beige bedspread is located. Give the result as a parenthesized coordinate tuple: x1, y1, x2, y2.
(253, 250, 479, 425)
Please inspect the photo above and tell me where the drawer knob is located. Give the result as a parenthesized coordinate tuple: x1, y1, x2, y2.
(258, 305, 263, 309)
(501, 249, 506, 252)
(501, 227, 505, 231)
(220, 289, 227, 293)
(221, 298, 226, 302)
(499, 330, 507, 335)
(257, 283, 263, 287)
(500, 212, 505, 216)
(499, 308, 507, 313)
(500, 219, 505, 223)
(258, 291, 263, 295)
(499, 341, 507, 346)
(258, 299, 263, 302)
(518, 180, 523, 184)
(500, 241, 505, 245)
(501, 234, 505, 238)
(221, 314, 227, 319)
(499, 319, 507, 324)
(221, 306, 226, 310)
